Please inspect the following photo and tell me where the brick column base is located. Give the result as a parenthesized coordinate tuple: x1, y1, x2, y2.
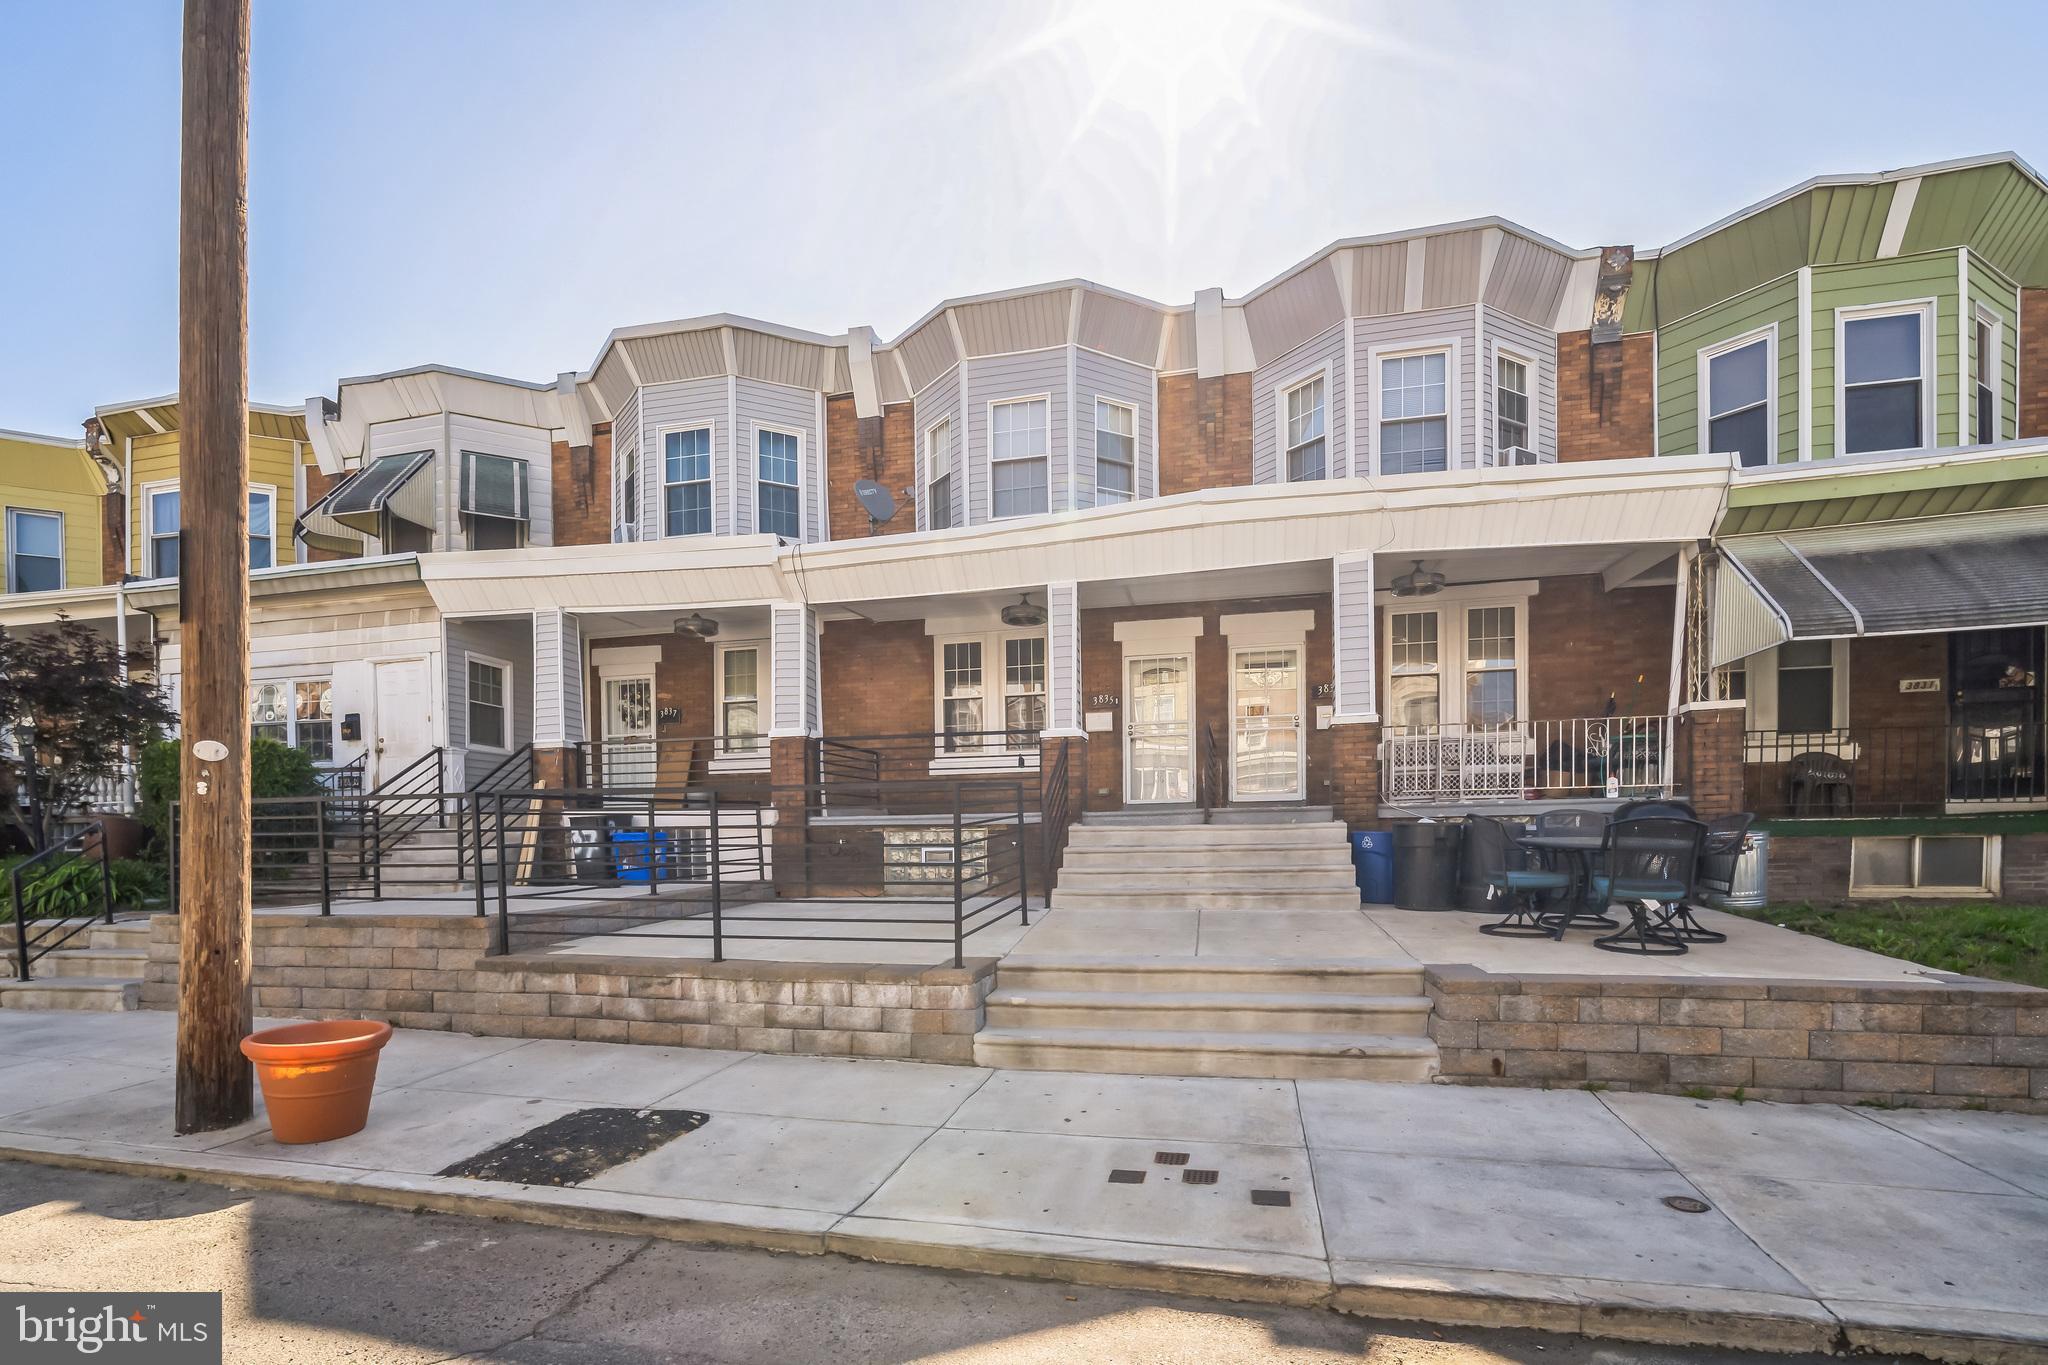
(1678, 704, 1745, 819)
(769, 736, 811, 897)
(533, 746, 577, 789)
(1328, 722, 1381, 830)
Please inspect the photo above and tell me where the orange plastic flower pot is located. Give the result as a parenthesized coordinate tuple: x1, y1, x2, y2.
(239, 1019, 393, 1144)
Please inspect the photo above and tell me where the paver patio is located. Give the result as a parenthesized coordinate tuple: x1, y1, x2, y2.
(1, 1008, 2043, 1360)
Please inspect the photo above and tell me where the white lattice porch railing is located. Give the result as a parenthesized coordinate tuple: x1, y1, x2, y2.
(1380, 715, 1676, 806)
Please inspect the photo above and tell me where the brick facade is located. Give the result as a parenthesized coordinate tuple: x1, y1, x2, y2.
(1158, 372, 1253, 494)
(820, 618, 933, 782)
(2022, 288, 2048, 438)
(1556, 331, 1655, 461)
(585, 629, 714, 787)
(100, 488, 126, 582)
(1428, 964, 2048, 1113)
(1328, 723, 1380, 829)
(1526, 577, 1674, 720)
(141, 914, 993, 1063)
(825, 397, 917, 538)
(550, 423, 613, 546)
(1766, 829, 2047, 907)
(1677, 703, 1745, 818)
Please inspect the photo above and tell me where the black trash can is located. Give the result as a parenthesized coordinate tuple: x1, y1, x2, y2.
(1394, 821, 1463, 911)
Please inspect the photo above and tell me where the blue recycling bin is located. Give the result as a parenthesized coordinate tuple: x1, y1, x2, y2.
(1351, 830, 1395, 904)
(611, 828, 673, 882)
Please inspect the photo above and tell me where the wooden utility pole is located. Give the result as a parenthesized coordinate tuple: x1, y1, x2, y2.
(174, 0, 254, 1133)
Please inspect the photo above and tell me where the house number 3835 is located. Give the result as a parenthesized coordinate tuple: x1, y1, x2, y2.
(1088, 694, 1119, 707)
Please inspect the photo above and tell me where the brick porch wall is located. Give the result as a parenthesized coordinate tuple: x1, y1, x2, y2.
(141, 914, 992, 1063)
(1427, 965, 2047, 1113)
(1678, 704, 1745, 819)
(1526, 577, 1674, 721)
(1158, 372, 1253, 494)
(1329, 723, 1380, 829)
(1556, 331, 1655, 461)
(820, 619, 934, 783)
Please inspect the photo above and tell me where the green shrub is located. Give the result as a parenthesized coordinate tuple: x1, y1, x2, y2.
(137, 737, 325, 856)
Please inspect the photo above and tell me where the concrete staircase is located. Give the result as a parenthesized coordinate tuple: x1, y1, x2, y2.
(975, 956, 1437, 1080)
(0, 920, 149, 1011)
(1051, 810, 1362, 911)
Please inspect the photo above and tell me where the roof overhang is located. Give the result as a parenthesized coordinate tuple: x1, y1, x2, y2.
(124, 554, 426, 612)
(0, 585, 149, 631)
(1711, 507, 2048, 667)
(1721, 440, 2048, 535)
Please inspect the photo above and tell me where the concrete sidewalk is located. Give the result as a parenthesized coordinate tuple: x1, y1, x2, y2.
(1, 1010, 2043, 1362)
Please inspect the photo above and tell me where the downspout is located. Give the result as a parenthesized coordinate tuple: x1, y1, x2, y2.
(84, 419, 138, 810)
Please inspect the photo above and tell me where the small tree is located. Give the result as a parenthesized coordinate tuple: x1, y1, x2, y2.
(0, 616, 175, 850)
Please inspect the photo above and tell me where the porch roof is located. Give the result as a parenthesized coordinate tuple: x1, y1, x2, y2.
(1711, 506, 2048, 665)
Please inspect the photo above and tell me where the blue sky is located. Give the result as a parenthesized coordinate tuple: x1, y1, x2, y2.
(2, 0, 2041, 434)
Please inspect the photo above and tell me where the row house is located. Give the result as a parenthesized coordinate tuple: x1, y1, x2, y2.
(5, 153, 2046, 900)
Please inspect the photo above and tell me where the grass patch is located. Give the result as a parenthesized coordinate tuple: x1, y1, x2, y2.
(1730, 901, 2048, 988)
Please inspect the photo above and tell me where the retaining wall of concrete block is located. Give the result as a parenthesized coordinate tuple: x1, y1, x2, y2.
(141, 914, 994, 1064)
(1425, 965, 2048, 1114)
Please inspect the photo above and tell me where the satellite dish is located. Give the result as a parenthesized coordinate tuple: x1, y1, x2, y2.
(854, 479, 897, 527)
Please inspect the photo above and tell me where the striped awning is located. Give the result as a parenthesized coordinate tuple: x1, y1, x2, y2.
(1711, 508, 2048, 666)
(299, 448, 435, 550)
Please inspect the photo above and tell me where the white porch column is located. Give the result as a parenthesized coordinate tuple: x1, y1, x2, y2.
(531, 608, 585, 747)
(769, 602, 820, 737)
(1046, 580, 1084, 736)
(1331, 552, 1377, 722)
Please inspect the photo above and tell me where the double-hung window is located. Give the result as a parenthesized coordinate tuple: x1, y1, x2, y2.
(148, 487, 180, 578)
(663, 428, 710, 537)
(940, 641, 985, 749)
(1386, 611, 1441, 729)
(6, 509, 63, 592)
(1494, 355, 1530, 454)
(1095, 399, 1135, 504)
(248, 489, 275, 570)
(990, 398, 1049, 519)
(1703, 333, 1771, 467)
(1283, 376, 1326, 481)
(1380, 352, 1448, 474)
(1975, 313, 1999, 445)
(614, 444, 640, 542)
(925, 419, 953, 530)
(466, 657, 509, 752)
(756, 428, 800, 539)
(1464, 607, 1518, 727)
(1840, 306, 1927, 454)
(937, 633, 1047, 752)
(1775, 640, 1835, 733)
(1004, 637, 1047, 741)
(717, 645, 762, 754)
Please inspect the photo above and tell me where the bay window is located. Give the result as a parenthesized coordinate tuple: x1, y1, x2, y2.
(1095, 399, 1135, 504)
(1839, 305, 1928, 455)
(990, 398, 1049, 519)
(756, 427, 800, 539)
(1702, 331, 1772, 467)
(1380, 351, 1448, 474)
(663, 427, 710, 537)
(1283, 375, 1326, 481)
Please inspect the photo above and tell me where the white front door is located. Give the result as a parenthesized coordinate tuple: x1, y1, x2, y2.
(1230, 646, 1304, 801)
(1124, 653, 1193, 804)
(601, 674, 657, 787)
(370, 659, 433, 787)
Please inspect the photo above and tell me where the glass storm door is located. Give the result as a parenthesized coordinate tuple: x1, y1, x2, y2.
(1948, 627, 2044, 802)
(602, 675, 657, 788)
(1125, 654, 1193, 804)
(1231, 647, 1303, 801)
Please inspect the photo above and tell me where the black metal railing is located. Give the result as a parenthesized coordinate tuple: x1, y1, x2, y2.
(317, 752, 367, 799)
(573, 735, 769, 791)
(1041, 736, 1076, 893)
(1745, 723, 2046, 818)
(471, 743, 534, 794)
(10, 821, 114, 982)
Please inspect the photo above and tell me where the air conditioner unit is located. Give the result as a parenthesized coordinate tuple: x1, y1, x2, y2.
(1489, 445, 1557, 471)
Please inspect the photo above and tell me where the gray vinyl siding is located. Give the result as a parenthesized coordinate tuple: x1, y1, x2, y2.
(610, 390, 641, 542)
(1334, 555, 1374, 716)
(1074, 349, 1154, 508)
(531, 609, 584, 746)
(1252, 324, 1347, 484)
(1048, 581, 1079, 731)
(735, 377, 822, 541)
(770, 604, 816, 735)
(1477, 307, 1559, 465)
(637, 378, 728, 539)
(448, 414, 553, 549)
(965, 349, 1068, 522)
(444, 615, 534, 766)
(913, 366, 962, 532)
(1352, 306, 1479, 473)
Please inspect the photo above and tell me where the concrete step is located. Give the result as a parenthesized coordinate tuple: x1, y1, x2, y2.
(90, 922, 152, 952)
(47, 948, 149, 979)
(1050, 887, 1361, 911)
(985, 988, 1432, 1034)
(998, 955, 1425, 996)
(1079, 805, 1335, 826)
(973, 1025, 1438, 1081)
(1058, 848, 1355, 872)
(0, 976, 140, 1011)
(1066, 823, 1347, 850)
(1055, 866, 1360, 891)
(1207, 805, 1337, 825)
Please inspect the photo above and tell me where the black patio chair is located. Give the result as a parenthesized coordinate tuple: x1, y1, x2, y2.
(1469, 815, 1572, 938)
(1528, 808, 1617, 929)
(1663, 812, 1752, 944)
(1590, 816, 1707, 956)
(1612, 797, 1697, 820)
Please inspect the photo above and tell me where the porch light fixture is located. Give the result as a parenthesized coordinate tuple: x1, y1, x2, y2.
(1392, 560, 1445, 598)
(673, 613, 719, 639)
(999, 594, 1047, 627)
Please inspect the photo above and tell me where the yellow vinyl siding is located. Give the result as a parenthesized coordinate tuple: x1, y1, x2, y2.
(0, 435, 105, 590)
(127, 430, 308, 574)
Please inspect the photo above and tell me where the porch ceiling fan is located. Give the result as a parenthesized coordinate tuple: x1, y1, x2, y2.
(999, 593, 1047, 627)
(673, 612, 719, 638)
(1391, 560, 1445, 598)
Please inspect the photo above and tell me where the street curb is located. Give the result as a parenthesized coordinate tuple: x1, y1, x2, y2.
(2, 1141, 2039, 1363)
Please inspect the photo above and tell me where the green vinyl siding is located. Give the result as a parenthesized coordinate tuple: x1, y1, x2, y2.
(1807, 250, 1960, 457)
(1656, 274, 1799, 461)
(1965, 251, 2020, 443)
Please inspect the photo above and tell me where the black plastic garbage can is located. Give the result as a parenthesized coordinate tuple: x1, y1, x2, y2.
(1394, 821, 1462, 911)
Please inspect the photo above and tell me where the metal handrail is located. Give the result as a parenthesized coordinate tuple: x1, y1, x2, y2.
(9, 821, 114, 982)
(471, 743, 534, 793)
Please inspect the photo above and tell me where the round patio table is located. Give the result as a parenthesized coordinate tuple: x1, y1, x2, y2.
(1513, 832, 1615, 940)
